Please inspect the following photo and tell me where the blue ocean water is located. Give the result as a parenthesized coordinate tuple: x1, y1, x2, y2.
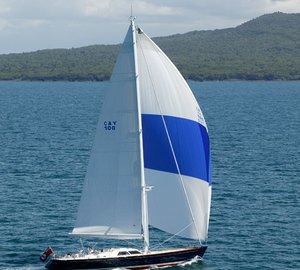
(0, 81, 299, 270)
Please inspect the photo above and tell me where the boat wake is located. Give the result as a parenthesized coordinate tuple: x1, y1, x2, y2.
(178, 256, 202, 267)
(3, 266, 41, 270)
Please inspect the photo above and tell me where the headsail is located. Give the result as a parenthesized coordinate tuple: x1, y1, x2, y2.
(136, 28, 212, 242)
(72, 23, 142, 239)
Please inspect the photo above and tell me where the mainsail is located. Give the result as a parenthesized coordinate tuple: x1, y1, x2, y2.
(72, 19, 211, 244)
(72, 22, 142, 239)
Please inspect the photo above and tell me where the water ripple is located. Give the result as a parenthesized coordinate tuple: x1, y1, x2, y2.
(0, 81, 299, 270)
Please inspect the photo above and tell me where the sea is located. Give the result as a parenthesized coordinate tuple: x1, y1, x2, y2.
(0, 80, 299, 270)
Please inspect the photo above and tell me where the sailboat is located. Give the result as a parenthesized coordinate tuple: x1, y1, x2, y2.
(44, 17, 212, 270)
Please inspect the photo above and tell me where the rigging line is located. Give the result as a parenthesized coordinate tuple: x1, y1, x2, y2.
(124, 239, 142, 249)
(136, 31, 202, 245)
(79, 238, 85, 251)
(151, 223, 193, 250)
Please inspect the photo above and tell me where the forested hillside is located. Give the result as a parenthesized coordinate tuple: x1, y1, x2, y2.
(0, 45, 118, 81)
(0, 12, 299, 81)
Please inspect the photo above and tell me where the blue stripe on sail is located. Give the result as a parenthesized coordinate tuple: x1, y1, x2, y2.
(142, 114, 211, 184)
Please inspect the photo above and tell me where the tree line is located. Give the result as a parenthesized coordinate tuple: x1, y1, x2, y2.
(0, 12, 299, 81)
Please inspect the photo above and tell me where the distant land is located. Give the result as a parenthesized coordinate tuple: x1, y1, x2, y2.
(0, 12, 299, 81)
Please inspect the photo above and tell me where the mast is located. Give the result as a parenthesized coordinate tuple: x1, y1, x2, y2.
(130, 17, 149, 253)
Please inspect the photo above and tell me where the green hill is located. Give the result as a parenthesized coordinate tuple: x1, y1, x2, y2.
(0, 45, 118, 81)
(0, 12, 299, 81)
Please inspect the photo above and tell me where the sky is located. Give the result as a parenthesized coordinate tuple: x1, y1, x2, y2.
(0, 0, 299, 54)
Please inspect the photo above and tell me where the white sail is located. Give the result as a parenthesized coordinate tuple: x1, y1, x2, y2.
(72, 24, 142, 239)
(72, 20, 211, 244)
(136, 29, 212, 242)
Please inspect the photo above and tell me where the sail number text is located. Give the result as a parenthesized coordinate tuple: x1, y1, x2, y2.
(104, 121, 117, 131)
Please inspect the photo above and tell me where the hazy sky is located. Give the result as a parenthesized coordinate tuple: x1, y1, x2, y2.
(0, 0, 299, 54)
